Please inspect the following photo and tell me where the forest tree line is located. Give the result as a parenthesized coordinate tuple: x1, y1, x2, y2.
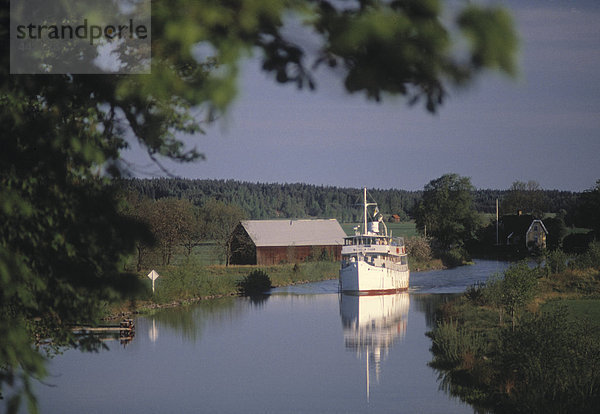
(119, 178, 581, 222)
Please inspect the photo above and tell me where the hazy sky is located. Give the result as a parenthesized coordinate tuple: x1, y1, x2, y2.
(125, 0, 600, 191)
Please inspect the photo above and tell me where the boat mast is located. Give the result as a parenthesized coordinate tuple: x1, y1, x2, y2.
(363, 187, 368, 236)
(362, 187, 379, 235)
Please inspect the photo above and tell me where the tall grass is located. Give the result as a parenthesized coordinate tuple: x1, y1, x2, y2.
(133, 261, 339, 306)
(427, 246, 600, 412)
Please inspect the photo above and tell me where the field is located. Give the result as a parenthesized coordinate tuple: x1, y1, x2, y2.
(341, 220, 418, 238)
(542, 298, 600, 329)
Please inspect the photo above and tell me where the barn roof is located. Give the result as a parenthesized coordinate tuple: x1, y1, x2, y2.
(240, 219, 347, 247)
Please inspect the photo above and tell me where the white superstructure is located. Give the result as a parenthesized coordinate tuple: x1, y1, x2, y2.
(339, 188, 410, 294)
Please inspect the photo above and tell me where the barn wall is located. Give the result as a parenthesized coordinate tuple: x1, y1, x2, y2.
(229, 224, 257, 265)
(256, 245, 341, 266)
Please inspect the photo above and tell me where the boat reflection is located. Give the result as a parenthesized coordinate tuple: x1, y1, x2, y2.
(339, 292, 410, 400)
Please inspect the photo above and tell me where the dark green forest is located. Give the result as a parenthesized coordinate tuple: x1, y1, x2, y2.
(119, 178, 581, 221)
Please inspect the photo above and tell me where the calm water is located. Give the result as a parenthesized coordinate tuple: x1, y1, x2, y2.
(30, 260, 509, 413)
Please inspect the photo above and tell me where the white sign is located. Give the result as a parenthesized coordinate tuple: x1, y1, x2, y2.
(147, 270, 159, 293)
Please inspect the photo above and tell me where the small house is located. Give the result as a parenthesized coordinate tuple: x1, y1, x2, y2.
(229, 219, 347, 265)
(502, 214, 534, 247)
(526, 219, 548, 250)
(501, 214, 548, 252)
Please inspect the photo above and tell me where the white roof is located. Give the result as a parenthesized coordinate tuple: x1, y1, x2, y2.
(240, 219, 347, 247)
(527, 219, 548, 235)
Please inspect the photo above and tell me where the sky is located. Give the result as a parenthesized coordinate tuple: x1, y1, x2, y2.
(124, 0, 600, 192)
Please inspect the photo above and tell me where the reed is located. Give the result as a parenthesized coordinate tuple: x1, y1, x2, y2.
(133, 261, 339, 305)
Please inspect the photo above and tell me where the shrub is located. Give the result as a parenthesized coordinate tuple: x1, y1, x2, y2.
(440, 247, 471, 268)
(464, 282, 486, 305)
(405, 236, 432, 261)
(562, 232, 594, 254)
(571, 241, 600, 270)
(497, 308, 600, 412)
(545, 249, 569, 275)
(427, 320, 487, 370)
(237, 270, 272, 296)
(501, 262, 539, 330)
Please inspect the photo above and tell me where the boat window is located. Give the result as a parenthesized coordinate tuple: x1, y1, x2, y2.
(401, 256, 407, 265)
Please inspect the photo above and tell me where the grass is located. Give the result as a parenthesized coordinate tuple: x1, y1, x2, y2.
(408, 256, 444, 272)
(542, 298, 600, 329)
(428, 260, 600, 412)
(341, 220, 418, 238)
(108, 260, 340, 316)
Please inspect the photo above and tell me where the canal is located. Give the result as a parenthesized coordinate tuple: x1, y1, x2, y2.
(31, 260, 510, 413)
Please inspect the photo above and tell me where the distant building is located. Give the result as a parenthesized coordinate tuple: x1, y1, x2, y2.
(526, 219, 548, 251)
(390, 214, 401, 223)
(501, 214, 548, 251)
(229, 219, 347, 265)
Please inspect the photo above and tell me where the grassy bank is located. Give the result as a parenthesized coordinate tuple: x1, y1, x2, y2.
(427, 249, 600, 413)
(106, 261, 339, 317)
(408, 256, 444, 272)
(110, 250, 445, 318)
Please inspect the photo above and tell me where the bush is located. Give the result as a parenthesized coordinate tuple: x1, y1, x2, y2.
(571, 241, 600, 270)
(497, 308, 600, 412)
(405, 236, 432, 261)
(427, 320, 487, 370)
(464, 282, 486, 305)
(562, 232, 594, 254)
(237, 270, 272, 296)
(545, 249, 569, 275)
(440, 247, 471, 268)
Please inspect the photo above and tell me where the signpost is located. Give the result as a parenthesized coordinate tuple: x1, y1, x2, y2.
(147, 269, 160, 293)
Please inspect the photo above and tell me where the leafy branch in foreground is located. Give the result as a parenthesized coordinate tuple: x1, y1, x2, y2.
(1, 0, 518, 411)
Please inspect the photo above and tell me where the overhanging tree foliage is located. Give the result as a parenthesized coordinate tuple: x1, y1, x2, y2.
(1, 0, 518, 410)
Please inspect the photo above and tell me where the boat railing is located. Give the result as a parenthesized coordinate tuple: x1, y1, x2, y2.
(390, 237, 405, 247)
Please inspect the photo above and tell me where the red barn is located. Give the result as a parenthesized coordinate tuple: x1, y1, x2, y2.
(229, 219, 347, 265)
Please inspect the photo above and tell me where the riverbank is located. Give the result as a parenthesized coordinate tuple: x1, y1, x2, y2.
(105, 261, 339, 319)
(427, 251, 600, 412)
(106, 257, 446, 319)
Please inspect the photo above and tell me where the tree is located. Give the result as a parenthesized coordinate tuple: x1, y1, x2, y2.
(179, 205, 207, 259)
(543, 216, 567, 251)
(151, 198, 194, 265)
(502, 180, 546, 217)
(1, 0, 518, 410)
(573, 179, 600, 236)
(499, 262, 538, 330)
(201, 199, 247, 265)
(415, 174, 479, 249)
(119, 194, 157, 271)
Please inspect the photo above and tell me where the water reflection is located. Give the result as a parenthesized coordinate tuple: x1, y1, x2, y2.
(146, 297, 241, 343)
(412, 294, 460, 329)
(148, 318, 158, 343)
(339, 293, 409, 400)
(29, 263, 512, 413)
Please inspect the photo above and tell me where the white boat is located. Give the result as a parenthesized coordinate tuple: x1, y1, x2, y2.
(339, 188, 410, 294)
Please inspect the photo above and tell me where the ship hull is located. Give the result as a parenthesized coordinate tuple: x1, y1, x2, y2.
(339, 261, 409, 294)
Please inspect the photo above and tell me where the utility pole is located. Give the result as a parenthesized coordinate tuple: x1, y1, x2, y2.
(496, 198, 499, 245)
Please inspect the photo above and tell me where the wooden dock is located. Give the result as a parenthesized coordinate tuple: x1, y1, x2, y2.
(71, 319, 135, 345)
